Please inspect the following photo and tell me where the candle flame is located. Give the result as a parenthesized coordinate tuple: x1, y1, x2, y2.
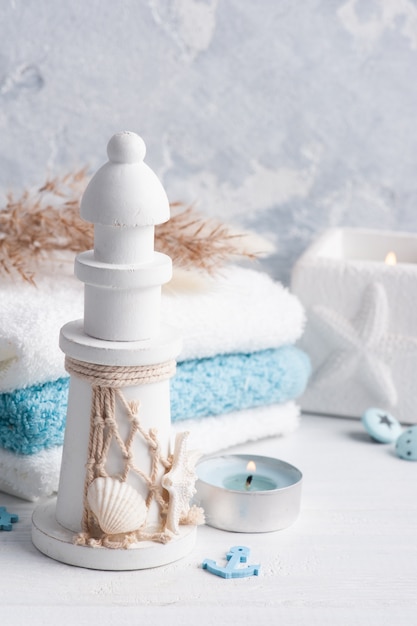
(385, 251, 397, 266)
(246, 460, 256, 473)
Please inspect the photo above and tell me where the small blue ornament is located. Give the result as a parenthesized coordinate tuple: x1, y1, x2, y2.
(361, 408, 402, 443)
(0, 506, 19, 531)
(202, 546, 260, 579)
(396, 426, 417, 461)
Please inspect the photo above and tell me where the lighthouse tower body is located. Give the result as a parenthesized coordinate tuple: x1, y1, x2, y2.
(31, 132, 199, 570)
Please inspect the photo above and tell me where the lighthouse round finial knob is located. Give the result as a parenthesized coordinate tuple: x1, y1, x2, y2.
(107, 131, 146, 164)
(80, 130, 170, 227)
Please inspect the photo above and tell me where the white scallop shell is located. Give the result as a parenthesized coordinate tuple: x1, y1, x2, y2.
(87, 477, 147, 535)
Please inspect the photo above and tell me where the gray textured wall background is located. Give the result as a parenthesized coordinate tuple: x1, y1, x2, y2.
(1, 0, 417, 283)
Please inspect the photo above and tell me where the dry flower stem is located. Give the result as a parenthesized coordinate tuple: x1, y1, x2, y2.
(0, 170, 91, 284)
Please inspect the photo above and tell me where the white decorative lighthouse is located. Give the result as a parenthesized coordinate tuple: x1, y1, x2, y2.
(32, 131, 203, 570)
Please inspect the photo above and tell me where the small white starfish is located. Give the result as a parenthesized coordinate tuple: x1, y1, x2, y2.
(310, 282, 417, 406)
(161, 432, 200, 535)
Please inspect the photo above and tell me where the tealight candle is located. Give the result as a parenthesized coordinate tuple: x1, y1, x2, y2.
(195, 454, 302, 533)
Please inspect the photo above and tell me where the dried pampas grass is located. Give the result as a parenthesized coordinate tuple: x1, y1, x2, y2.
(160, 202, 260, 274)
(0, 170, 263, 285)
(0, 170, 92, 284)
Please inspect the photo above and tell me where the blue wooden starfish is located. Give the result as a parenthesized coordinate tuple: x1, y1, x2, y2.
(202, 546, 260, 579)
(0, 506, 19, 531)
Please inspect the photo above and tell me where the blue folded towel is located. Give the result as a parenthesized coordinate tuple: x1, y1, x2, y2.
(0, 378, 69, 455)
(0, 345, 310, 455)
(172, 346, 310, 421)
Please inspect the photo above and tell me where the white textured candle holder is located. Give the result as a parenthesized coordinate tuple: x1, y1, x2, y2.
(32, 131, 203, 570)
(291, 228, 417, 424)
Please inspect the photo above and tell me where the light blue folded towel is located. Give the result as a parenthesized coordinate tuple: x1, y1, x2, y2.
(0, 345, 310, 455)
(172, 346, 310, 421)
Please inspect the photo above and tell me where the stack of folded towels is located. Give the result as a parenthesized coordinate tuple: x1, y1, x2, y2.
(0, 264, 310, 501)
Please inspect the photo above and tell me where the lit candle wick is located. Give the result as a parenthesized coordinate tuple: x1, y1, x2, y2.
(245, 475, 253, 490)
(385, 251, 397, 265)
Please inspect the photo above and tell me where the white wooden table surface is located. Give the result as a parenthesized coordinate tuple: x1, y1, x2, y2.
(1, 413, 416, 626)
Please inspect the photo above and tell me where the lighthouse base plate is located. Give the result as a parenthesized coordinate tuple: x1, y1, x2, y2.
(32, 498, 197, 571)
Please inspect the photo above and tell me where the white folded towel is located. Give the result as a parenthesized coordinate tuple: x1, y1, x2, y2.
(171, 401, 300, 454)
(0, 401, 299, 501)
(0, 445, 62, 501)
(0, 265, 305, 392)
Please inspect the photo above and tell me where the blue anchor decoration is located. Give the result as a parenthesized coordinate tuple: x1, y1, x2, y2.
(202, 546, 260, 579)
(0, 506, 19, 531)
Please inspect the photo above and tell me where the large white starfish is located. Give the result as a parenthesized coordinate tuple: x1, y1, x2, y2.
(310, 282, 417, 406)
